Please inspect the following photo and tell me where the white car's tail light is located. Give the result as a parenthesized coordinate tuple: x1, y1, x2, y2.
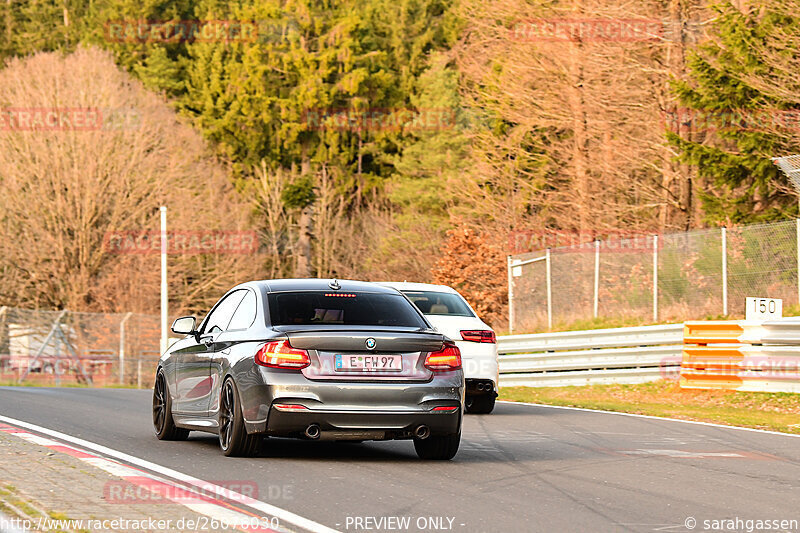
(460, 330, 496, 343)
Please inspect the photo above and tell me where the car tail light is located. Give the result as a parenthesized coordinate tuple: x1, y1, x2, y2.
(424, 343, 462, 372)
(273, 403, 308, 411)
(255, 340, 310, 369)
(460, 330, 496, 343)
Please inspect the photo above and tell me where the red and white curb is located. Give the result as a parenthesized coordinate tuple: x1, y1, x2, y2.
(0, 417, 338, 533)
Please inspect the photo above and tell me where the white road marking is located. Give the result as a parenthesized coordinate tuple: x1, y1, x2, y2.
(619, 449, 744, 458)
(499, 400, 800, 439)
(82, 456, 145, 477)
(0, 415, 340, 533)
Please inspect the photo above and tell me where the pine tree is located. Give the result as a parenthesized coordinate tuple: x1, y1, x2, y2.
(0, 0, 94, 61)
(668, 1, 800, 224)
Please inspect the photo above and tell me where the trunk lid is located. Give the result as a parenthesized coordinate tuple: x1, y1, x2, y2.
(275, 326, 444, 381)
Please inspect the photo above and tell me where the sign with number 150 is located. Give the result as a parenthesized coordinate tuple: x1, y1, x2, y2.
(745, 297, 782, 321)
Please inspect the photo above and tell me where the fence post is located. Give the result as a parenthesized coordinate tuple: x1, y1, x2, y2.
(160, 205, 168, 355)
(722, 226, 728, 316)
(796, 219, 799, 306)
(137, 359, 142, 389)
(652, 234, 658, 322)
(546, 248, 552, 330)
(507, 256, 514, 334)
(119, 312, 133, 385)
(593, 240, 600, 318)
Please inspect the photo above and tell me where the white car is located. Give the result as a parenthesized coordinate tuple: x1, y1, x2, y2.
(378, 282, 498, 414)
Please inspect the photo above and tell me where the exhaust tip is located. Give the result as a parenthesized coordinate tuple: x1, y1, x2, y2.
(304, 424, 321, 439)
(414, 425, 430, 440)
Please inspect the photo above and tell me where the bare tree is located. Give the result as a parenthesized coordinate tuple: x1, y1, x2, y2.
(0, 47, 262, 314)
(251, 160, 290, 278)
(456, 0, 708, 242)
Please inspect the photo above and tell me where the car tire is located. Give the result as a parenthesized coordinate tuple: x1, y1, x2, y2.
(413, 430, 461, 460)
(466, 394, 496, 414)
(152, 369, 190, 441)
(218, 378, 261, 457)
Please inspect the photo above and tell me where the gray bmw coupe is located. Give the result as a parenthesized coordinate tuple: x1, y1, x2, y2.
(153, 279, 464, 459)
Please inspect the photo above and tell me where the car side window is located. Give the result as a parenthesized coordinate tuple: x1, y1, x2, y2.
(203, 290, 247, 335)
(227, 290, 257, 331)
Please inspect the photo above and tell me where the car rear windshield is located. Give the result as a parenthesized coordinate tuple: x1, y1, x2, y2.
(401, 291, 475, 317)
(267, 291, 428, 328)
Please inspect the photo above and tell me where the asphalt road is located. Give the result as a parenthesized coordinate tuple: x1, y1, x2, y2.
(0, 387, 799, 533)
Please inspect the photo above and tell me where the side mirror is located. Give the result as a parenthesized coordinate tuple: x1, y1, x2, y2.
(171, 316, 197, 335)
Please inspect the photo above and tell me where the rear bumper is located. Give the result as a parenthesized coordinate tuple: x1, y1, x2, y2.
(239, 367, 464, 437)
(266, 405, 462, 439)
(459, 350, 499, 391)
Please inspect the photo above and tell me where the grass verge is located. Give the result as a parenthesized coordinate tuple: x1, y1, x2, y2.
(500, 380, 800, 435)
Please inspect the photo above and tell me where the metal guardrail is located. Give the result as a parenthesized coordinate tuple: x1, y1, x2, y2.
(497, 324, 683, 387)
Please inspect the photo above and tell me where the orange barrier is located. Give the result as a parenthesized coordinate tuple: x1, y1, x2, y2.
(683, 321, 743, 344)
(680, 321, 800, 393)
(681, 345, 744, 390)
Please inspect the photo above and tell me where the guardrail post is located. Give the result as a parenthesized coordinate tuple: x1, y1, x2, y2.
(593, 240, 600, 318)
(722, 227, 728, 316)
(546, 248, 552, 330)
(652, 235, 658, 322)
(507, 256, 514, 334)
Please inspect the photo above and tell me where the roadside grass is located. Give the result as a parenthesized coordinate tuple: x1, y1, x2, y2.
(549, 315, 671, 332)
(0, 483, 43, 519)
(500, 380, 800, 435)
(508, 304, 800, 335)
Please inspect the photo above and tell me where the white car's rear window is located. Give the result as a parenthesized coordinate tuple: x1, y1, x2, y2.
(401, 291, 475, 317)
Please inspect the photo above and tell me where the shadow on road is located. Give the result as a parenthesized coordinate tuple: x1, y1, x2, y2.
(181, 430, 598, 465)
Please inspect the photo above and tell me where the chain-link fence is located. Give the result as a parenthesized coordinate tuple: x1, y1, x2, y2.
(509, 220, 800, 333)
(0, 307, 160, 387)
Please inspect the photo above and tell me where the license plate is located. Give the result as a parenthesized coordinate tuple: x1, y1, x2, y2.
(335, 354, 402, 372)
